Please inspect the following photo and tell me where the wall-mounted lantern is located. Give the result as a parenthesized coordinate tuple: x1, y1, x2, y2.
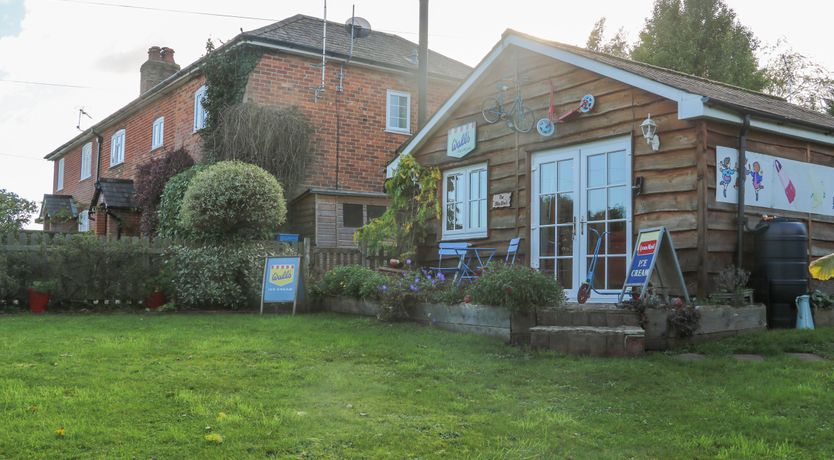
(640, 113, 660, 152)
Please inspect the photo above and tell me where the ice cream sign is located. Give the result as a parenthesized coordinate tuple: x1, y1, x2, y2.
(447, 122, 477, 158)
(716, 146, 834, 217)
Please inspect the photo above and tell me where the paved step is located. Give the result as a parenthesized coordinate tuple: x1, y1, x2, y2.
(537, 304, 640, 328)
(530, 325, 645, 357)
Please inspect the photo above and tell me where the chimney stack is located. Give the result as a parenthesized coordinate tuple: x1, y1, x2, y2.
(140, 45, 180, 95)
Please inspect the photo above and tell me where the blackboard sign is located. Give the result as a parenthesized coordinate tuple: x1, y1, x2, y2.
(619, 227, 690, 304)
(260, 256, 302, 315)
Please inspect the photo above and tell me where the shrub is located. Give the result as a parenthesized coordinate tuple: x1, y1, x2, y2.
(0, 189, 38, 233)
(157, 165, 206, 239)
(314, 265, 387, 300)
(469, 263, 565, 312)
(179, 161, 287, 242)
(134, 148, 194, 236)
(166, 241, 293, 310)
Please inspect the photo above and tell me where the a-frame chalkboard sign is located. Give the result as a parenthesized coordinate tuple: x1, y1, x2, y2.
(618, 227, 690, 304)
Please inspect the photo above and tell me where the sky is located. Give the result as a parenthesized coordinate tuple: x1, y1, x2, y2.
(1, 0, 833, 228)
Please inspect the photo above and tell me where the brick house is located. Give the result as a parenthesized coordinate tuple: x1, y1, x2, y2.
(43, 14, 470, 243)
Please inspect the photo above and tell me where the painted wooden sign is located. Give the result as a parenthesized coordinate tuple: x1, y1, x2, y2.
(260, 256, 302, 315)
(492, 192, 512, 208)
(619, 227, 690, 304)
(447, 121, 477, 158)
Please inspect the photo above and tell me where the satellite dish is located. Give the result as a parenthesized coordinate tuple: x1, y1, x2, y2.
(345, 17, 372, 38)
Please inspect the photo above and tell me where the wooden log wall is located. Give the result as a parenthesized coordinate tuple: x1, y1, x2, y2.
(704, 120, 834, 293)
(410, 46, 702, 291)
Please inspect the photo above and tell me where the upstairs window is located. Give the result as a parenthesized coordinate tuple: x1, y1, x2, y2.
(80, 142, 92, 180)
(56, 158, 64, 191)
(194, 85, 208, 132)
(110, 129, 125, 167)
(151, 116, 164, 150)
(442, 163, 488, 240)
(386, 90, 410, 134)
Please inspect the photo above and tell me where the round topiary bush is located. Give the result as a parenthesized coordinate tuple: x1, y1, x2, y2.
(157, 165, 206, 239)
(179, 161, 286, 242)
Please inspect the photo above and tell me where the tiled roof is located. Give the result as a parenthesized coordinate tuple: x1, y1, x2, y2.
(516, 31, 834, 132)
(39, 195, 77, 219)
(93, 178, 135, 210)
(244, 14, 471, 80)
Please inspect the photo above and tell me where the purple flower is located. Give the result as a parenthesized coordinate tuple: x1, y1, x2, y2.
(409, 284, 418, 292)
(437, 273, 446, 282)
(406, 259, 413, 265)
(379, 284, 388, 292)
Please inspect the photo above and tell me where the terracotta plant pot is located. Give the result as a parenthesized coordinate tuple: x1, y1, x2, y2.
(28, 289, 49, 314)
(146, 291, 166, 310)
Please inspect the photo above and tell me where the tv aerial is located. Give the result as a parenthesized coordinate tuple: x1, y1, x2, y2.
(344, 16, 371, 38)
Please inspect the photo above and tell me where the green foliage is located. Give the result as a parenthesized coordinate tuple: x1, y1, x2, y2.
(179, 161, 287, 242)
(165, 242, 292, 310)
(469, 263, 565, 312)
(810, 290, 834, 310)
(631, 0, 767, 91)
(354, 155, 441, 260)
(0, 189, 37, 233)
(204, 103, 314, 195)
(585, 17, 631, 58)
(201, 42, 261, 134)
(759, 38, 834, 112)
(714, 265, 750, 293)
(313, 265, 386, 300)
(667, 304, 701, 337)
(134, 148, 194, 236)
(157, 165, 206, 239)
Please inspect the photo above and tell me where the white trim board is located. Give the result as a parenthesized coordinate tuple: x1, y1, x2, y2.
(387, 31, 834, 179)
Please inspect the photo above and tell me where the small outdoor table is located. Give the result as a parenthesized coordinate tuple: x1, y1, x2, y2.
(453, 247, 497, 284)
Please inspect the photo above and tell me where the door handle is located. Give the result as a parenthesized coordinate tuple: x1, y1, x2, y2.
(579, 218, 586, 235)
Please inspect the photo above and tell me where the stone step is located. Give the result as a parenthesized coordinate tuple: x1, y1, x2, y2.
(537, 305, 640, 328)
(530, 325, 645, 357)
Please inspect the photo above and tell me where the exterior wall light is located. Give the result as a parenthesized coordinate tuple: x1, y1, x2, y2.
(640, 113, 660, 151)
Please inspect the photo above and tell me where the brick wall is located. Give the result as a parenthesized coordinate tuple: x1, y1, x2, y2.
(244, 52, 458, 196)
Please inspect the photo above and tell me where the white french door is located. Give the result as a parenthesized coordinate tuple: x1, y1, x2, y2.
(531, 137, 633, 302)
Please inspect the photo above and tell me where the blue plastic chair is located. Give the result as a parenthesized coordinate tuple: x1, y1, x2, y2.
(505, 237, 522, 265)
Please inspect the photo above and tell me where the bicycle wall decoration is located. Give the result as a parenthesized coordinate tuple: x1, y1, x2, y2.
(480, 79, 535, 133)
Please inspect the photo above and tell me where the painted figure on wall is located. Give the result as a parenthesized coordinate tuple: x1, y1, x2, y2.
(718, 156, 736, 198)
(774, 159, 797, 204)
(747, 161, 765, 201)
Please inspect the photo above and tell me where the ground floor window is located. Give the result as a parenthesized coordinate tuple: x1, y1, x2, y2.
(342, 203, 388, 228)
(442, 163, 488, 240)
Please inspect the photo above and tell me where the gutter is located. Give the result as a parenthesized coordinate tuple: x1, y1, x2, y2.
(737, 114, 751, 268)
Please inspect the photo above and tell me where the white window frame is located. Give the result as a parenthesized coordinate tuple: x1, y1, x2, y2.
(110, 129, 125, 167)
(194, 85, 208, 132)
(80, 142, 92, 180)
(56, 158, 64, 191)
(151, 116, 164, 150)
(442, 163, 488, 240)
(78, 210, 90, 232)
(386, 89, 411, 134)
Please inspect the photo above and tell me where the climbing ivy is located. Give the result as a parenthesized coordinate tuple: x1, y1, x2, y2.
(354, 155, 441, 260)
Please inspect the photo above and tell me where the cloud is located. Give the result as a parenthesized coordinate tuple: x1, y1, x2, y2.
(0, 0, 23, 38)
(94, 47, 148, 74)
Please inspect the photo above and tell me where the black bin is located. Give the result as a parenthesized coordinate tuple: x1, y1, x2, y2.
(749, 218, 808, 329)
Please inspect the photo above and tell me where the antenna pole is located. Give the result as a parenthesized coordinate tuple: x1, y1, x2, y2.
(317, 0, 327, 102)
(418, 0, 429, 128)
(349, 5, 356, 60)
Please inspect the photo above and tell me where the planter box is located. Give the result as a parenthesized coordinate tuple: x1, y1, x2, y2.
(320, 297, 378, 317)
(644, 304, 766, 350)
(813, 308, 834, 327)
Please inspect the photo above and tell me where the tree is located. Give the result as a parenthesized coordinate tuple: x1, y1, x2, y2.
(585, 18, 631, 58)
(631, 0, 767, 91)
(761, 39, 834, 112)
(0, 189, 37, 233)
(134, 148, 194, 236)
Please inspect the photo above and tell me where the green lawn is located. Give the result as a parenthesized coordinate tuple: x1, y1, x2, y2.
(1, 313, 833, 459)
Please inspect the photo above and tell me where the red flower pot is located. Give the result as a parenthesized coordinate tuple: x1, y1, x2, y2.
(28, 289, 49, 314)
(146, 291, 166, 310)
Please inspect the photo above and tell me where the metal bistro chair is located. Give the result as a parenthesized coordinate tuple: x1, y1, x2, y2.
(431, 242, 471, 283)
(505, 237, 522, 265)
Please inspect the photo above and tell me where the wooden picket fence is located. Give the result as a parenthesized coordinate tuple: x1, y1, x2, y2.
(306, 241, 392, 276)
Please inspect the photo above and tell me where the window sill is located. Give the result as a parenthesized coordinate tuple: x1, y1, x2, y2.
(385, 128, 411, 136)
(79, 176, 91, 182)
(151, 145, 164, 152)
(441, 231, 488, 241)
(109, 162, 124, 170)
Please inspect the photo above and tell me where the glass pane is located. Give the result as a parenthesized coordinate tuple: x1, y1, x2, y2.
(557, 226, 573, 256)
(540, 227, 556, 256)
(479, 199, 487, 228)
(587, 154, 605, 187)
(446, 176, 457, 203)
(587, 222, 606, 255)
(446, 204, 462, 231)
(540, 258, 556, 276)
(540, 195, 555, 225)
(589, 256, 605, 289)
(557, 193, 573, 224)
(587, 188, 606, 221)
(557, 159, 573, 192)
(608, 150, 627, 185)
(607, 257, 626, 289)
(557, 258, 573, 289)
(608, 221, 627, 255)
(469, 201, 479, 229)
(608, 186, 627, 220)
(479, 170, 487, 200)
(540, 162, 556, 194)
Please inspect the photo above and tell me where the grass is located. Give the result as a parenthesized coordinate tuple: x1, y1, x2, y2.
(0, 313, 832, 459)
